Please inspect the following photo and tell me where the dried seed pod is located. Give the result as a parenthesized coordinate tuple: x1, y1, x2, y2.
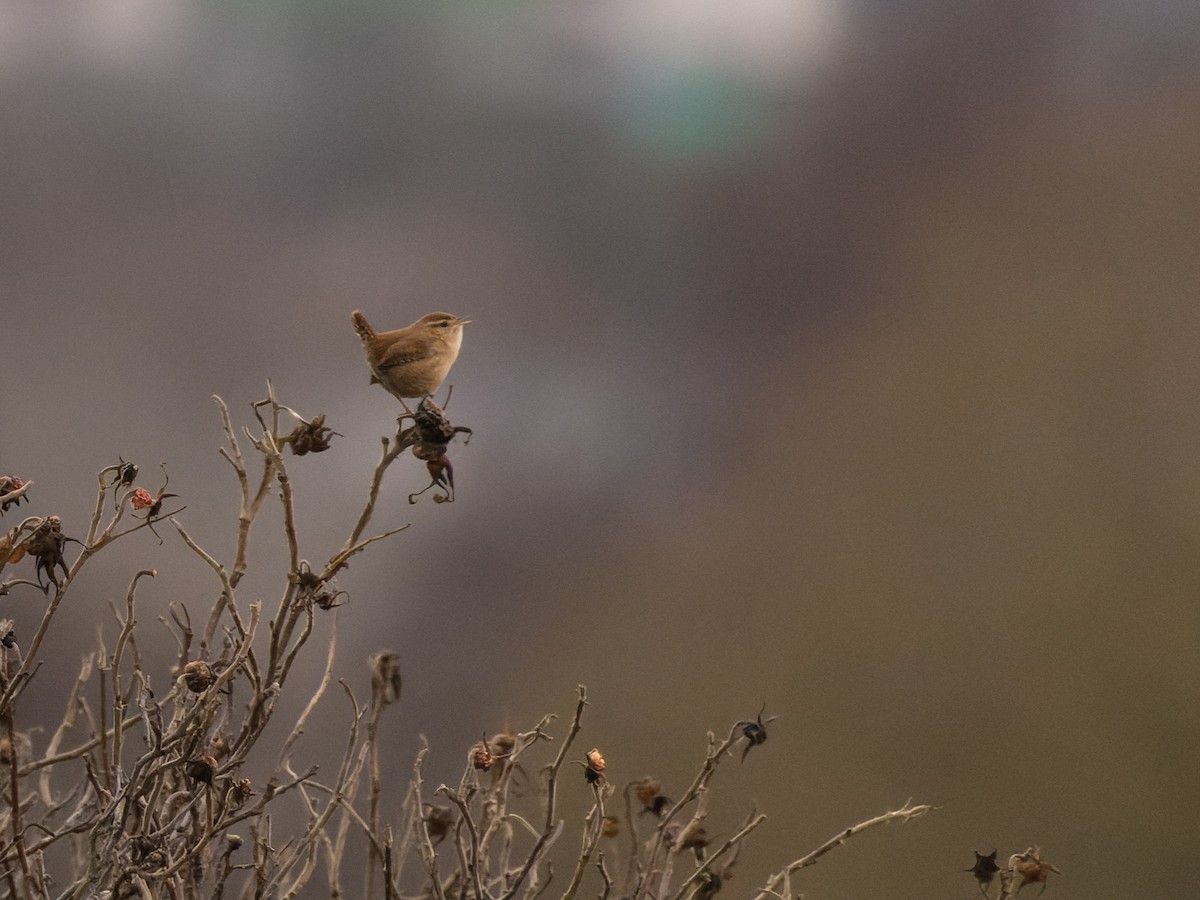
(601, 816, 620, 838)
(471, 740, 494, 771)
(1012, 847, 1061, 891)
(584, 748, 606, 784)
(736, 703, 773, 763)
(0, 476, 30, 513)
(227, 778, 254, 809)
(24, 515, 80, 592)
(130, 488, 155, 510)
(401, 398, 472, 504)
(182, 660, 216, 693)
(210, 735, 230, 759)
(128, 464, 179, 543)
(184, 755, 218, 787)
(109, 458, 139, 487)
(292, 561, 348, 610)
(312, 585, 348, 609)
(966, 850, 1000, 892)
(224, 833, 244, 851)
(284, 414, 340, 456)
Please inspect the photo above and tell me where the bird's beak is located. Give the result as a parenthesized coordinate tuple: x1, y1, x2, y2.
(458, 317, 472, 326)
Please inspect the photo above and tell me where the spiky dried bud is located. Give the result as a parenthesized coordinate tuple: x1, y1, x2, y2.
(966, 850, 1000, 888)
(0, 476, 30, 513)
(284, 415, 340, 456)
(184, 755, 218, 787)
(471, 740, 494, 771)
(736, 703, 773, 763)
(182, 660, 216, 693)
(113, 459, 139, 487)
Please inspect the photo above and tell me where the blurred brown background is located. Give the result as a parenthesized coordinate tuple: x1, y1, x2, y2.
(4, 1, 1198, 897)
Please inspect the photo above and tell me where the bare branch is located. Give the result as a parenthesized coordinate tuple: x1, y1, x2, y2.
(753, 801, 935, 899)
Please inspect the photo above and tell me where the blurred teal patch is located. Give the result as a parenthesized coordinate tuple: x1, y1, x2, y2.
(624, 68, 772, 163)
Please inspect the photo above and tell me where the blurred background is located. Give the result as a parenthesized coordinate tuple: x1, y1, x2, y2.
(4, 0, 1199, 896)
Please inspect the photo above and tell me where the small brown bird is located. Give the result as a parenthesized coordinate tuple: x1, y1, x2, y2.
(351, 310, 470, 408)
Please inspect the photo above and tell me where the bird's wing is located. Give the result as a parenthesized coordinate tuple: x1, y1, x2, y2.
(377, 344, 432, 369)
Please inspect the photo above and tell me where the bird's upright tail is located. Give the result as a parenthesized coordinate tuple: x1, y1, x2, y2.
(351, 310, 376, 341)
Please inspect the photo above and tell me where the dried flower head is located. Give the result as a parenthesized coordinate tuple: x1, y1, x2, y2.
(584, 748, 606, 783)
(128, 464, 181, 543)
(291, 561, 348, 610)
(601, 816, 620, 838)
(402, 398, 472, 504)
(184, 755, 219, 787)
(227, 778, 254, 809)
(284, 414, 340, 456)
(966, 849, 1000, 893)
(736, 703, 774, 763)
(113, 459, 139, 486)
(130, 488, 155, 511)
(181, 660, 216, 693)
(472, 739, 494, 772)
(0, 476, 30, 514)
(1012, 847, 1061, 894)
(24, 515, 80, 593)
